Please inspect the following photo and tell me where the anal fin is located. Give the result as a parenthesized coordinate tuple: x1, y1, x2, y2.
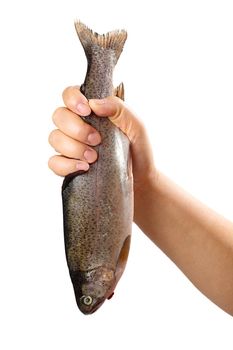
(114, 82, 125, 101)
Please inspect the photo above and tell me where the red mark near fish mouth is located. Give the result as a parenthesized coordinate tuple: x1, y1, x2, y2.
(107, 292, 114, 300)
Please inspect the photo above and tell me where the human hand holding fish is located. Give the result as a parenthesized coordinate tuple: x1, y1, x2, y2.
(49, 85, 155, 190)
(49, 22, 233, 316)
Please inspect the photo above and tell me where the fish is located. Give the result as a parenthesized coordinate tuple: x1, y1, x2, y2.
(62, 21, 133, 315)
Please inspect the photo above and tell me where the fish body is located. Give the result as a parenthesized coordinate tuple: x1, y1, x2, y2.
(62, 22, 133, 315)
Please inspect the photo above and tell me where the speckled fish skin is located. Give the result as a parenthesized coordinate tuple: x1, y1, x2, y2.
(62, 22, 133, 315)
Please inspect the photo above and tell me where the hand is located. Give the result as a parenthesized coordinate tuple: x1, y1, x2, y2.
(48, 86, 156, 191)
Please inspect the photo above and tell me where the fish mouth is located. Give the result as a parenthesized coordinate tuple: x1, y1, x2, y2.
(70, 266, 116, 314)
(87, 289, 115, 314)
(89, 299, 105, 314)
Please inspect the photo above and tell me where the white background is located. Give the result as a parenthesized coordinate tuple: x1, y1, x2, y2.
(0, 0, 233, 349)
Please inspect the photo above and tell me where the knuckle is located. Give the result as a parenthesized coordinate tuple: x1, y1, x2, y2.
(48, 132, 53, 146)
(53, 167, 63, 176)
(48, 156, 55, 170)
(62, 86, 73, 100)
(52, 107, 66, 125)
(62, 85, 82, 107)
(111, 97, 125, 120)
(110, 96, 133, 120)
(48, 129, 59, 146)
(53, 166, 64, 176)
(114, 108, 122, 120)
(48, 156, 64, 176)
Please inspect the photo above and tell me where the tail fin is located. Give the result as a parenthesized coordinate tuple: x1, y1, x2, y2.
(74, 21, 127, 62)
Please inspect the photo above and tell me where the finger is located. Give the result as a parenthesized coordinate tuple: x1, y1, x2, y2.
(89, 96, 143, 143)
(48, 129, 98, 163)
(48, 155, 89, 176)
(52, 107, 101, 146)
(62, 86, 91, 116)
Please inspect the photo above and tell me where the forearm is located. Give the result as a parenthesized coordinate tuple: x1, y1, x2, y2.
(134, 171, 233, 316)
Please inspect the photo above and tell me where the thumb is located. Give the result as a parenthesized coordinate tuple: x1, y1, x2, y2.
(89, 96, 138, 143)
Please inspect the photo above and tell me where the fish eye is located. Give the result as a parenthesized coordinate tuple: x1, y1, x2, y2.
(80, 295, 93, 306)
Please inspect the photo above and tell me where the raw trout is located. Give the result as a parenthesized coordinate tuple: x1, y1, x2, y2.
(62, 21, 133, 315)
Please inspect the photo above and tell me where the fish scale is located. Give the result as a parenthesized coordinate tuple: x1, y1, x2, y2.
(62, 21, 133, 315)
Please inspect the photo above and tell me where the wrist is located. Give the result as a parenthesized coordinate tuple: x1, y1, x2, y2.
(133, 167, 158, 196)
(133, 168, 156, 228)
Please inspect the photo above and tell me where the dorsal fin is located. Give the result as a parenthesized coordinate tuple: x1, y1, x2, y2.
(115, 82, 125, 101)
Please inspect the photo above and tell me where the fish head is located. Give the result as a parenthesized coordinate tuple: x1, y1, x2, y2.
(71, 266, 116, 315)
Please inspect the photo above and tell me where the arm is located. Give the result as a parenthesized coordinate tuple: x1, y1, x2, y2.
(49, 86, 233, 316)
(135, 171, 233, 316)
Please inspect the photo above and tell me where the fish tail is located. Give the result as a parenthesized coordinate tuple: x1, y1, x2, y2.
(74, 21, 127, 61)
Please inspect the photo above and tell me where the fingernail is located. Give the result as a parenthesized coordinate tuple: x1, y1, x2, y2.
(76, 161, 89, 171)
(77, 103, 90, 115)
(84, 149, 96, 163)
(90, 98, 106, 105)
(87, 132, 101, 145)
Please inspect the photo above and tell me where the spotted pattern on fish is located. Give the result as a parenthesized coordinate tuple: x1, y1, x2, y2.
(62, 21, 133, 314)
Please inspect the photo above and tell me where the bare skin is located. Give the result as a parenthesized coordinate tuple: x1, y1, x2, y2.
(49, 86, 233, 316)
